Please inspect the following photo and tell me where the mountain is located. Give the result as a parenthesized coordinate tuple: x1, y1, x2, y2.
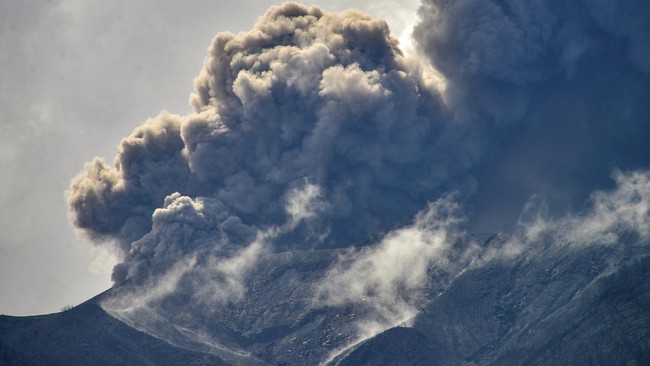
(1, 234, 649, 365)
(0, 292, 227, 366)
(338, 242, 650, 365)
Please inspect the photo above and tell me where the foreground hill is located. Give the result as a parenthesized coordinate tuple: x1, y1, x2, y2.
(2, 234, 649, 365)
(0, 293, 226, 366)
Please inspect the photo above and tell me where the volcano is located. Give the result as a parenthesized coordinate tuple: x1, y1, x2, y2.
(3, 1, 650, 365)
(2, 233, 649, 365)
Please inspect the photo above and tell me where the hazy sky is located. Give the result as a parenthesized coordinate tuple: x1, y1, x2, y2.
(0, 0, 419, 315)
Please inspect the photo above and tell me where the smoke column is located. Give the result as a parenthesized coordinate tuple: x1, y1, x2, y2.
(414, 0, 650, 230)
(67, 2, 481, 284)
(65, 1, 649, 363)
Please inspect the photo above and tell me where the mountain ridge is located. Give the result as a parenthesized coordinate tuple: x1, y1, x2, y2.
(2, 234, 648, 365)
(0, 295, 227, 366)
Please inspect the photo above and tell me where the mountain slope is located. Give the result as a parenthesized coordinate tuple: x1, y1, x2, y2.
(333, 327, 443, 366)
(0, 293, 226, 366)
(2, 236, 649, 365)
(493, 254, 650, 365)
(336, 246, 650, 365)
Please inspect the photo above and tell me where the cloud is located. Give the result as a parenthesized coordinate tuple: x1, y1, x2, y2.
(104, 234, 270, 313)
(519, 169, 650, 249)
(62, 1, 650, 363)
(415, 0, 650, 90)
(473, 170, 650, 268)
(67, 2, 484, 286)
(316, 196, 462, 334)
(67, 112, 190, 251)
(284, 179, 327, 231)
(413, 0, 650, 232)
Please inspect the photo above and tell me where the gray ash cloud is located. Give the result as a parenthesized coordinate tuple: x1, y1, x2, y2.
(67, 0, 649, 290)
(67, 3, 480, 284)
(64, 2, 650, 362)
(414, 0, 650, 230)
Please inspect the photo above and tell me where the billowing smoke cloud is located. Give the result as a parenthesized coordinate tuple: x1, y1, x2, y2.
(65, 0, 650, 363)
(415, 0, 650, 116)
(67, 0, 650, 286)
(67, 2, 481, 284)
(414, 0, 650, 231)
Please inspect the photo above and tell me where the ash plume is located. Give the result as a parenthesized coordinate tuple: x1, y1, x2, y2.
(67, 2, 480, 285)
(414, 0, 650, 230)
(64, 1, 650, 363)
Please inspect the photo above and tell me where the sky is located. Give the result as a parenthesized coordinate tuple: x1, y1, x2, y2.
(0, 0, 419, 316)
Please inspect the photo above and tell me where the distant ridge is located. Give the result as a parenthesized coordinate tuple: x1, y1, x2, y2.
(2, 240, 649, 365)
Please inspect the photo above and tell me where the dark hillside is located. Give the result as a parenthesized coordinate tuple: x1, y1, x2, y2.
(0, 294, 225, 366)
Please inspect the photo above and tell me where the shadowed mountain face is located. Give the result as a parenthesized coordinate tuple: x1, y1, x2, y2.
(343, 245, 650, 365)
(334, 327, 441, 366)
(2, 235, 649, 365)
(0, 293, 227, 366)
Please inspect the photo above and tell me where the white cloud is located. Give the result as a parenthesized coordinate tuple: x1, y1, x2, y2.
(285, 181, 325, 229)
(316, 196, 462, 336)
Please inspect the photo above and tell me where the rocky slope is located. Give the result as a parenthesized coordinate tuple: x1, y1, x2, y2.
(0, 292, 226, 366)
(335, 239, 650, 365)
(2, 234, 649, 365)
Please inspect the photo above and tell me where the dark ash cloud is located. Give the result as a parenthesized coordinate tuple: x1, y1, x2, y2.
(67, 2, 479, 284)
(414, 0, 650, 231)
(66, 0, 650, 290)
(64, 1, 650, 363)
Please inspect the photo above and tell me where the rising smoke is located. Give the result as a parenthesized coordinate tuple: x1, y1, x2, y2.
(67, 0, 650, 283)
(66, 0, 649, 363)
(67, 2, 481, 284)
(414, 0, 650, 230)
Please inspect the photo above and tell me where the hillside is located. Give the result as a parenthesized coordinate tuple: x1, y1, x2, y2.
(0, 293, 226, 366)
(337, 249, 650, 365)
(2, 235, 649, 365)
